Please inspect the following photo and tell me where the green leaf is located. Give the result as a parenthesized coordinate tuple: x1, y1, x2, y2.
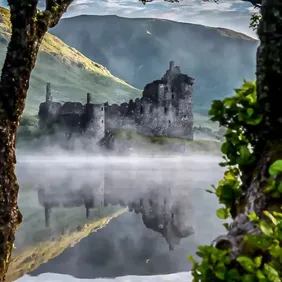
(227, 268, 242, 280)
(222, 223, 230, 231)
(269, 160, 282, 176)
(215, 268, 226, 280)
(187, 254, 197, 264)
(246, 115, 263, 125)
(242, 273, 257, 281)
(238, 145, 251, 164)
(205, 189, 214, 194)
(273, 211, 282, 219)
(216, 208, 230, 219)
(256, 270, 266, 279)
(244, 235, 272, 250)
(278, 181, 282, 193)
(264, 178, 276, 193)
(263, 211, 277, 225)
(254, 256, 262, 268)
(259, 221, 274, 236)
(248, 212, 259, 222)
(269, 243, 282, 258)
(263, 263, 280, 281)
(247, 108, 254, 117)
(221, 142, 229, 155)
(237, 256, 256, 273)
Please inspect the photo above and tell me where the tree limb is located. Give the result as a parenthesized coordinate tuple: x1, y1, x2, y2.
(42, 0, 73, 28)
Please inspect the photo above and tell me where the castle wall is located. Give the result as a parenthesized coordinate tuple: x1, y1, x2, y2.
(85, 103, 105, 141)
(177, 83, 193, 140)
(38, 61, 194, 142)
(38, 102, 62, 129)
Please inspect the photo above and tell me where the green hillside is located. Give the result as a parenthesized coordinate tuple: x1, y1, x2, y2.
(0, 7, 142, 115)
(0, 6, 216, 130)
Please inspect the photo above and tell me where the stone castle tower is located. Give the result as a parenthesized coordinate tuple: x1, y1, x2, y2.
(136, 61, 194, 140)
(38, 61, 194, 141)
(38, 85, 105, 141)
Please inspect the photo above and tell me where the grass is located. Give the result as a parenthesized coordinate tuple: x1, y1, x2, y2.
(0, 6, 142, 115)
(112, 128, 221, 153)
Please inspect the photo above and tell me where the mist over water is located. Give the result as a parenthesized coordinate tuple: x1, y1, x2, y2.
(14, 151, 225, 278)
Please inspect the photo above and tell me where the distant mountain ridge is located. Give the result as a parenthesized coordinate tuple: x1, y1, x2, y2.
(51, 15, 258, 114)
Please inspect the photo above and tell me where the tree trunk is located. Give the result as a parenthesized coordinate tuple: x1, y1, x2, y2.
(0, 1, 73, 279)
(213, 0, 282, 259)
(0, 5, 47, 281)
(0, 119, 22, 282)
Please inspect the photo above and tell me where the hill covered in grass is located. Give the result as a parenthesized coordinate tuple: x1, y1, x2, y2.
(0, 7, 141, 115)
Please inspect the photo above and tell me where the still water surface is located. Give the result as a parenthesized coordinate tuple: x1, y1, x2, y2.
(15, 154, 225, 279)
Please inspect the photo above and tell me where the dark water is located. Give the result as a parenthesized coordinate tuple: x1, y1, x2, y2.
(15, 154, 224, 279)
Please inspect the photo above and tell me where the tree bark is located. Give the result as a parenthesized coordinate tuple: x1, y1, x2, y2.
(0, 1, 73, 280)
(213, 0, 282, 259)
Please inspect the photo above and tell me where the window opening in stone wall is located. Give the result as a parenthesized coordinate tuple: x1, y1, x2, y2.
(140, 106, 144, 114)
(164, 107, 168, 114)
(101, 120, 104, 123)
(101, 107, 103, 111)
(172, 94, 174, 99)
(150, 106, 153, 113)
(169, 120, 171, 124)
(164, 86, 168, 92)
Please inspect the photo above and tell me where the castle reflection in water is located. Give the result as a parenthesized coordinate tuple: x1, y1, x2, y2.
(30, 160, 197, 251)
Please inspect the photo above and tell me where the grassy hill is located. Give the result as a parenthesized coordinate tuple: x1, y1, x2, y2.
(0, 6, 217, 130)
(0, 7, 142, 115)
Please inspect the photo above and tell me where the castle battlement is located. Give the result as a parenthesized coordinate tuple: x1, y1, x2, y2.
(38, 61, 195, 141)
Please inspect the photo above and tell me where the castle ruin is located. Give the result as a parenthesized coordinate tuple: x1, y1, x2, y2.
(38, 61, 194, 141)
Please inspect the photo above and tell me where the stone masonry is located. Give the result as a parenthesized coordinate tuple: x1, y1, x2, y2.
(38, 61, 195, 141)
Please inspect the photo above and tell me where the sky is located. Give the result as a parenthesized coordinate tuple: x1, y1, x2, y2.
(0, 0, 257, 38)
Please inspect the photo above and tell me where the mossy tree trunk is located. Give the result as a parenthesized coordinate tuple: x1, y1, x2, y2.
(0, 1, 73, 281)
(213, 0, 282, 258)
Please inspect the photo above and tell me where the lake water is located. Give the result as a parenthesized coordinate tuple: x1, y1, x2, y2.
(13, 153, 225, 280)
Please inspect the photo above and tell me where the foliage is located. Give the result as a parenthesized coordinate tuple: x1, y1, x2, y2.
(206, 80, 262, 218)
(189, 209, 282, 281)
(250, 12, 262, 31)
(188, 80, 282, 281)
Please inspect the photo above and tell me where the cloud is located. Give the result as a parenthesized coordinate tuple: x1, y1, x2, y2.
(0, 0, 257, 38)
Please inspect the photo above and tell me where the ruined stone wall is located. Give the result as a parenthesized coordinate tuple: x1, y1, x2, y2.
(58, 102, 84, 133)
(85, 103, 105, 141)
(38, 61, 194, 142)
(38, 101, 62, 129)
(176, 83, 193, 140)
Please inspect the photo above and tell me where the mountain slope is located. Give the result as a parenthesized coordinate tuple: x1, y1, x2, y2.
(0, 7, 141, 114)
(51, 15, 259, 114)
